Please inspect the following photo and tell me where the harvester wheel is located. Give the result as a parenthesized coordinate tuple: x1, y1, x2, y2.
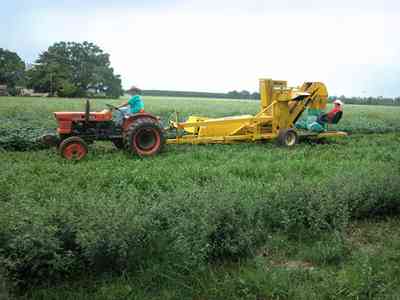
(277, 129, 298, 147)
(59, 136, 88, 161)
(126, 117, 165, 157)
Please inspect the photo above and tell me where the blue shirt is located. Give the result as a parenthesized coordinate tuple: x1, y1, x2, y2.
(128, 95, 144, 114)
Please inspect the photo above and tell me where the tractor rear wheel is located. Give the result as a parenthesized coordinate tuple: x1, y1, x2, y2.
(59, 136, 88, 160)
(126, 117, 165, 157)
(277, 129, 298, 147)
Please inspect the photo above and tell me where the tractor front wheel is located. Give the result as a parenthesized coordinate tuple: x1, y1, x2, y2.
(277, 129, 298, 147)
(126, 117, 165, 157)
(59, 136, 88, 161)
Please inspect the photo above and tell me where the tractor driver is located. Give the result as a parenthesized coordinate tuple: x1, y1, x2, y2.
(115, 86, 145, 125)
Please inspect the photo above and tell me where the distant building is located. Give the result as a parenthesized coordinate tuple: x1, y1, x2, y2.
(0, 85, 8, 96)
(16, 87, 35, 96)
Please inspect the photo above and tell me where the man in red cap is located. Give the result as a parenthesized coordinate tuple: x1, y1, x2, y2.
(327, 99, 343, 123)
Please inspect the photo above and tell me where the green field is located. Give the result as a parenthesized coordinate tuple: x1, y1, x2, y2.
(1, 97, 400, 299)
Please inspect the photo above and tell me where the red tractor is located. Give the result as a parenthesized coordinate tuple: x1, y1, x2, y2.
(44, 100, 165, 160)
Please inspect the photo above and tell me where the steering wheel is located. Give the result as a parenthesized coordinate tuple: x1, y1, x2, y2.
(106, 104, 128, 118)
(106, 103, 120, 111)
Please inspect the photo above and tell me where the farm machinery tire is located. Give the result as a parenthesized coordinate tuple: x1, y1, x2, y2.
(59, 136, 89, 161)
(277, 129, 298, 147)
(126, 117, 165, 157)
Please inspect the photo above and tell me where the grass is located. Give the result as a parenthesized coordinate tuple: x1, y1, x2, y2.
(0, 96, 400, 299)
(16, 218, 400, 300)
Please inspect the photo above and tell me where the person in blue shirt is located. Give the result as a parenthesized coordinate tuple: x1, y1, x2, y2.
(118, 86, 144, 113)
(115, 86, 144, 125)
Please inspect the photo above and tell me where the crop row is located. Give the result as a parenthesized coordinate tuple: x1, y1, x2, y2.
(1, 133, 399, 288)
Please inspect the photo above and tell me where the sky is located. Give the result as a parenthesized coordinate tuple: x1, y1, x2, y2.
(1, 0, 399, 97)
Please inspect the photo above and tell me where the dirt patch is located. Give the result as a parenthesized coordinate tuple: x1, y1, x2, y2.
(280, 260, 315, 270)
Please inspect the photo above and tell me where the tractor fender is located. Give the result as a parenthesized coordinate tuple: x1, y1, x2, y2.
(122, 113, 160, 132)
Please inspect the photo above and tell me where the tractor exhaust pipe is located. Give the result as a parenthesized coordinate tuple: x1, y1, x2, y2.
(85, 99, 90, 125)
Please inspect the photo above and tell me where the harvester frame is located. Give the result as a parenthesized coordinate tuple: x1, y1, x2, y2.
(166, 79, 347, 146)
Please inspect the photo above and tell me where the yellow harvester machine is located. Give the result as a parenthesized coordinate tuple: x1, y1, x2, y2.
(166, 79, 347, 147)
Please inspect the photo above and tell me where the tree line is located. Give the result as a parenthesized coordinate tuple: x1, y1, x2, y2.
(0, 42, 123, 98)
(142, 90, 261, 100)
(331, 96, 400, 106)
(144, 91, 400, 106)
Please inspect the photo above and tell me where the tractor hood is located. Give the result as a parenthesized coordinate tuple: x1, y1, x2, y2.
(54, 110, 112, 122)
